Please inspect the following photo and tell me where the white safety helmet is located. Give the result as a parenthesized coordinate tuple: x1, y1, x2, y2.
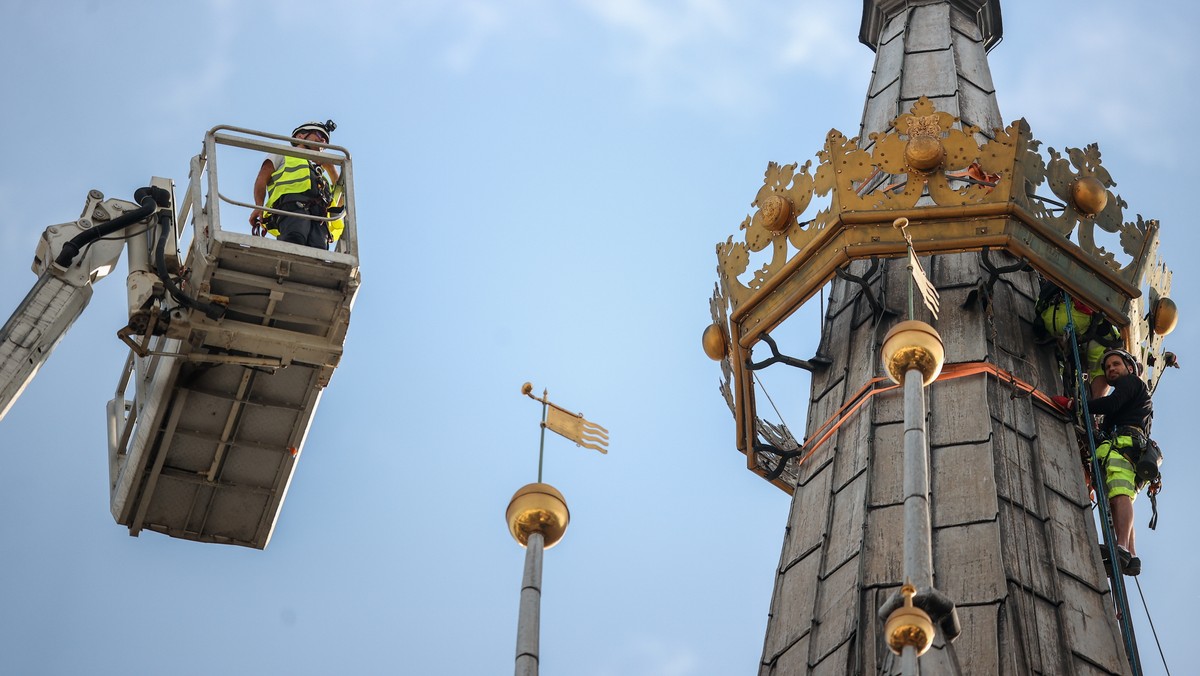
(291, 119, 336, 142)
(1100, 348, 1142, 377)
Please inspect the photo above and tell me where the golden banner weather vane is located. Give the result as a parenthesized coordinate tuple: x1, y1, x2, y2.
(894, 217, 940, 319)
(522, 382, 609, 482)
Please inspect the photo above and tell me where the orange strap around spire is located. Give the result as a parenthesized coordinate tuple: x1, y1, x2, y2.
(788, 361, 1061, 469)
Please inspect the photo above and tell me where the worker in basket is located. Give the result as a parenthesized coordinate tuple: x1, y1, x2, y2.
(249, 120, 344, 249)
(1055, 348, 1158, 576)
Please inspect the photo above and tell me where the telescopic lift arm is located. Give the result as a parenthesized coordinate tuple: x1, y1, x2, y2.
(0, 186, 168, 421)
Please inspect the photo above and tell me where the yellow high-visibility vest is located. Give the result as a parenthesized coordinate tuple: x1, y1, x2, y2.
(266, 156, 328, 207)
(265, 156, 334, 237)
(327, 183, 345, 242)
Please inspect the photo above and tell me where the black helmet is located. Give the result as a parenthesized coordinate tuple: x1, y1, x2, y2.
(1100, 348, 1142, 377)
(291, 119, 336, 142)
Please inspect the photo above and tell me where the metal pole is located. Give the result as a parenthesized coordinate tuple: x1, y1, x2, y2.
(515, 532, 545, 676)
(902, 368, 933, 589)
(901, 646, 919, 675)
(537, 391, 548, 483)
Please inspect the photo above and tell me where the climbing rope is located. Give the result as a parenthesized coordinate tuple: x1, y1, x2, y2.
(1132, 577, 1173, 676)
(1063, 293, 1143, 676)
(751, 371, 807, 480)
(752, 371, 789, 426)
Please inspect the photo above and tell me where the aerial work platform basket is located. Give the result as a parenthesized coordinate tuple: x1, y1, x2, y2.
(107, 126, 360, 549)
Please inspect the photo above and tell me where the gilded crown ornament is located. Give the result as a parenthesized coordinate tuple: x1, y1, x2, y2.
(706, 96, 1175, 489)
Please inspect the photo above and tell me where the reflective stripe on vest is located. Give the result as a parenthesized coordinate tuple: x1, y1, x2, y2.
(266, 156, 324, 208)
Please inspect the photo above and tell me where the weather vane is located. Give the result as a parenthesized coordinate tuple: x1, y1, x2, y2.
(505, 383, 608, 676)
(894, 217, 940, 320)
(521, 381, 609, 482)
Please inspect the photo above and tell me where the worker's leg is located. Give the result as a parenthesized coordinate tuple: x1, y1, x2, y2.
(276, 214, 329, 250)
(302, 218, 331, 249)
(275, 212, 309, 245)
(1098, 437, 1141, 574)
(1109, 495, 1135, 554)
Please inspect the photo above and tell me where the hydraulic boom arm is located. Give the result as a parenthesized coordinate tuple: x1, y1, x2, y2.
(0, 190, 158, 421)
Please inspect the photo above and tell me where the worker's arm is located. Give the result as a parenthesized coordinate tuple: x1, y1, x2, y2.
(321, 162, 340, 187)
(249, 158, 274, 230)
(1086, 375, 1139, 416)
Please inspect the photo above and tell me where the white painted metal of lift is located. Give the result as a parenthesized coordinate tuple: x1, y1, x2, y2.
(107, 126, 360, 549)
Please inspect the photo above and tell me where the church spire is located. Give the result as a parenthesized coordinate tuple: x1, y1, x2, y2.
(859, 1, 1003, 143)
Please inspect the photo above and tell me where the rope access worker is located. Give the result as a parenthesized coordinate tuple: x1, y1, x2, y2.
(249, 120, 343, 250)
(1034, 279, 1121, 399)
(1056, 348, 1154, 576)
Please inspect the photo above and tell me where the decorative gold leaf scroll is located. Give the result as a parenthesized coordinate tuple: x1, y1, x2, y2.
(710, 95, 1173, 491)
(708, 277, 736, 417)
(715, 97, 1161, 317)
(1128, 244, 1173, 387)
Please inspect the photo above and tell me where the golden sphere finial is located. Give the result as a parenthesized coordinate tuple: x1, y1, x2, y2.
(758, 195, 793, 233)
(904, 136, 945, 172)
(521, 382, 533, 395)
(881, 320, 945, 386)
(506, 483, 570, 548)
(1070, 176, 1108, 216)
(1151, 297, 1178, 336)
(885, 583, 935, 656)
(702, 323, 729, 361)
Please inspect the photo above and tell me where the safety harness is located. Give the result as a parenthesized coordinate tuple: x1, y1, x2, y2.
(1095, 423, 1163, 531)
(262, 156, 334, 236)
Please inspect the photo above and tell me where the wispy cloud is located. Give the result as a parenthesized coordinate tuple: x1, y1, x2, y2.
(780, 2, 866, 76)
(997, 7, 1193, 166)
(443, 1, 508, 72)
(575, 0, 868, 113)
(237, 0, 866, 114)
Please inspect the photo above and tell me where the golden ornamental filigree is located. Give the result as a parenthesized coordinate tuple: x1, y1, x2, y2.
(818, 128, 877, 213)
(719, 160, 825, 311)
(707, 278, 736, 417)
(865, 97, 988, 209)
(714, 97, 1159, 322)
(751, 161, 813, 237)
(1128, 245, 1174, 392)
(709, 98, 1170, 491)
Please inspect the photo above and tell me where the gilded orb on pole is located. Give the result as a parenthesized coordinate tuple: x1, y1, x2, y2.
(885, 584, 935, 656)
(881, 320, 945, 386)
(506, 482, 570, 549)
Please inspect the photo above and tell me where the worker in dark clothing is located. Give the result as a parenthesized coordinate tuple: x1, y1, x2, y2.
(249, 120, 341, 249)
(1086, 348, 1154, 576)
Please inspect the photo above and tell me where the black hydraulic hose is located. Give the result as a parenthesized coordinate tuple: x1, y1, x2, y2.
(53, 193, 159, 268)
(150, 196, 226, 321)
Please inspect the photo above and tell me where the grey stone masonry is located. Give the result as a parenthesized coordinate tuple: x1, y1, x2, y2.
(758, 1, 1131, 674)
(859, 1, 1003, 149)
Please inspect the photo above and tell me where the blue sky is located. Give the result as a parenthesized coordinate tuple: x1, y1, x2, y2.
(0, 2, 1196, 675)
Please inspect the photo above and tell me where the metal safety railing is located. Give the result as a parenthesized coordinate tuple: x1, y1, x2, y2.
(104, 124, 362, 548)
(182, 124, 358, 259)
